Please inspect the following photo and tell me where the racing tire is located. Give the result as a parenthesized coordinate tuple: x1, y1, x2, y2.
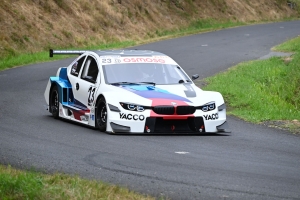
(96, 97, 107, 132)
(50, 85, 59, 119)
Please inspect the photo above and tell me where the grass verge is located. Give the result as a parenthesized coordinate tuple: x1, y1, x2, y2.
(0, 165, 155, 200)
(199, 36, 300, 133)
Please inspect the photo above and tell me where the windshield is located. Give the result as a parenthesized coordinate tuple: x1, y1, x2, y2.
(103, 63, 191, 85)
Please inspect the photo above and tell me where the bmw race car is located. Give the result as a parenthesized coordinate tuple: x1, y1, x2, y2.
(44, 49, 229, 133)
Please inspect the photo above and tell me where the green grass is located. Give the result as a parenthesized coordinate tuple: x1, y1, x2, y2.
(201, 36, 300, 125)
(0, 165, 155, 200)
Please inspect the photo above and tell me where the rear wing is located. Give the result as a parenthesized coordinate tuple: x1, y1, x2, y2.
(49, 49, 87, 57)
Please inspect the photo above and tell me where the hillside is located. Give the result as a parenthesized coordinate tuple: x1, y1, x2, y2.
(0, 0, 298, 58)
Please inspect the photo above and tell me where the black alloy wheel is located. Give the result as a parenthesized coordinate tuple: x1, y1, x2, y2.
(50, 85, 59, 119)
(96, 97, 107, 132)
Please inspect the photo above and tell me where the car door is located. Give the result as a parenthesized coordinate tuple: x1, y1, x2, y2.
(68, 55, 99, 110)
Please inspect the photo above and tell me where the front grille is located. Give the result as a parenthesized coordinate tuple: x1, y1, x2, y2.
(153, 106, 174, 115)
(176, 106, 196, 115)
(144, 117, 205, 133)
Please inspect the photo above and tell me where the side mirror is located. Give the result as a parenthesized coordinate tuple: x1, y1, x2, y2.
(192, 74, 199, 80)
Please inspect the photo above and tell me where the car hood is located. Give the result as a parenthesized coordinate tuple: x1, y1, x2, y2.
(103, 83, 218, 106)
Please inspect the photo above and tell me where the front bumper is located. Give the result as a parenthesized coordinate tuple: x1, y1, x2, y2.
(108, 116, 229, 134)
(106, 103, 228, 134)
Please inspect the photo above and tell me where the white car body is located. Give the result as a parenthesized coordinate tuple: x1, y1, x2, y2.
(44, 49, 229, 134)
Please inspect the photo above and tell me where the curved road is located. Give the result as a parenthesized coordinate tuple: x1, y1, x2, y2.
(1, 21, 300, 199)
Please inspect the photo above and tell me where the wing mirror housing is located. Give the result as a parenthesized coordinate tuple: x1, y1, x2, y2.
(192, 74, 199, 80)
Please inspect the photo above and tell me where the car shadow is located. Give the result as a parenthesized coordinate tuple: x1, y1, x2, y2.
(109, 132, 230, 136)
(45, 115, 231, 136)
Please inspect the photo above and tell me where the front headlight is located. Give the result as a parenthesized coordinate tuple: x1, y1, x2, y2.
(198, 102, 216, 112)
(120, 102, 147, 112)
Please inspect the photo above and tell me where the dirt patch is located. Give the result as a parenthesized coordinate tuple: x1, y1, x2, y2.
(262, 120, 300, 134)
(259, 51, 293, 60)
(283, 56, 294, 64)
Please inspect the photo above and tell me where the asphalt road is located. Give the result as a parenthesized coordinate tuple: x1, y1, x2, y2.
(1, 21, 300, 200)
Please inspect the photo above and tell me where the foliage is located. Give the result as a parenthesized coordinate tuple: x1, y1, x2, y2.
(202, 37, 300, 124)
(0, 165, 155, 200)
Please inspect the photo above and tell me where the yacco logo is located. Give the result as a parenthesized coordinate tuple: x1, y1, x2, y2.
(123, 57, 165, 64)
(120, 113, 145, 121)
(119, 85, 191, 103)
(203, 113, 218, 120)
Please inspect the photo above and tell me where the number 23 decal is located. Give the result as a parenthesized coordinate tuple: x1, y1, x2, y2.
(102, 59, 111, 63)
(88, 86, 96, 106)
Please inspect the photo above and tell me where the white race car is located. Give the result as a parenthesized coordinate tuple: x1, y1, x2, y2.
(44, 49, 229, 134)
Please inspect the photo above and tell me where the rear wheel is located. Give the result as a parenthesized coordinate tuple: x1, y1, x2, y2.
(50, 85, 59, 119)
(96, 97, 107, 132)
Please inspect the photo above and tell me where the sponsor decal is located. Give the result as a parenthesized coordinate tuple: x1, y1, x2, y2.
(90, 114, 94, 121)
(80, 115, 89, 121)
(119, 113, 145, 121)
(203, 113, 218, 120)
(123, 57, 165, 64)
(90, 108, 95, 114)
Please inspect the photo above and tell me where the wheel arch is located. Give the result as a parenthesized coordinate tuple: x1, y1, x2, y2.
(95, 94, 105, 107)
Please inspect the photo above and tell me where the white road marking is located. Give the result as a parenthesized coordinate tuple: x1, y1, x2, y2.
(201, 44, 208, 47)
(175, 152, 190, 154)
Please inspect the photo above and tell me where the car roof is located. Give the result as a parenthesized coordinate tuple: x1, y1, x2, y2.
(92, 50, 167, 57)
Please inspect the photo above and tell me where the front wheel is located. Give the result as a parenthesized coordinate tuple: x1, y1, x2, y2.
(96, 97, 107, 132)
(50, 85, 59, 119)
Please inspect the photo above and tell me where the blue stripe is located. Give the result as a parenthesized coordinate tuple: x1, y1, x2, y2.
(59, 67, 68, 80)
(118, 85, 191, 102)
